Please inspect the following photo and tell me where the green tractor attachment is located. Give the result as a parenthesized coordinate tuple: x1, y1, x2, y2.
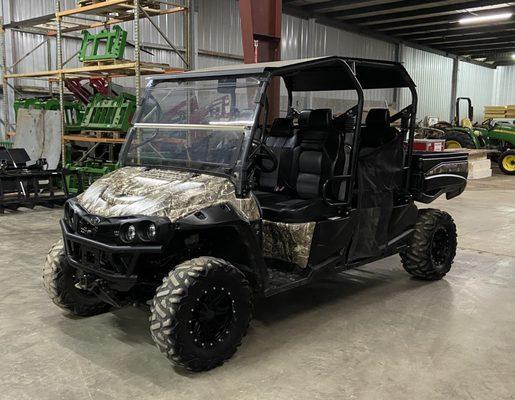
(65, 160, 118, 195)
(433, 97, 515, 175)
(14, 98, 85, 132)
(80, 93, 136, 132)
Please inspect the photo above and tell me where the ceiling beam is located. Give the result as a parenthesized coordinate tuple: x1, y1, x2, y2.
(366, 7, 514, 32)
(300, 0, 381, 13)
(437, 41, 515, 51)
(494, 61, 515, 66)
(454, 46, 515, 56)
(435, 37, 515, 49)
(412, 24, 515, 41)
(425, 35, 515, 47)
(282, 4, 497, 69)
(336, 0, 511, 25)
(311, 0, 430, 16)
(378, 18, 515, 39)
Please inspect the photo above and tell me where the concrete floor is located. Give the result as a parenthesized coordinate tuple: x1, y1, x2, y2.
(0, 170, 514, 400)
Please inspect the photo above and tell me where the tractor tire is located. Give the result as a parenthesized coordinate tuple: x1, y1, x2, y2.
(400, 209, 457, 281)
(42, 240, 111, 316)
(149, 257, 252, 372)
(444, 130, 476, 149)
(498, 150, 515, 175)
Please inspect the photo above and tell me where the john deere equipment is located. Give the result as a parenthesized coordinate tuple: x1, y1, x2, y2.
(65, 159, 118, 195)
(435, 97, 515, 175)
(80, 93, 136, 132)
(14, 97, 84, 132)
(78, 25, 127, 63)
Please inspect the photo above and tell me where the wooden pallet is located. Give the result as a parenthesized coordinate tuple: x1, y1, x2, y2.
(83, 58, 169, 69)
(79, 130, 126, 138)
(63, 129, 127, 145)
(63, 133, 126, 144)
(78, 0, 160, 6)
(76, 0, 162, 16)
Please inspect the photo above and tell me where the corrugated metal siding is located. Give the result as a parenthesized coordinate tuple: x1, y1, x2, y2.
(457, 61, 494, 123)
(493, 66, 515, 106)
(197, 0, 242, 58)
(281, 14, 396, 109)
(4, 0, 514, 126)
(281, 14, 310, 60)
(399, 46, 453, 122)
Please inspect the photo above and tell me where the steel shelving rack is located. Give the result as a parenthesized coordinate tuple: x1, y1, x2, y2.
(1, 0, 192, 162)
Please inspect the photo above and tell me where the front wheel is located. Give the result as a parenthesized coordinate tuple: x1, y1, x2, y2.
(498, 150, 515, 175)
(42, 240, 111, 316)
(400, 209, 457, 280)
(149, 257, 252, 371)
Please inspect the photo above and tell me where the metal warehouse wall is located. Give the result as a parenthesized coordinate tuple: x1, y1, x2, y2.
(492, 66, 515, 106)
(196, 0, 242, 68)
(398, 46, 454, 122)
(281, 14, 397, 111)
(457, 61, 495, 123)
(2, 0, 515, 125)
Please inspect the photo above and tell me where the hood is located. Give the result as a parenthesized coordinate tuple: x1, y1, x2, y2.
(76, 167, 260, 222)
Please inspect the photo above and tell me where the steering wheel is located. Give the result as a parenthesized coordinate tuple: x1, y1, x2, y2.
(252, 142, 278, 173)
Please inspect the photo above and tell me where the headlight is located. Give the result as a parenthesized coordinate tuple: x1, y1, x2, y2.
(125, 224, 137, 242)
(147, 223, 157, 240)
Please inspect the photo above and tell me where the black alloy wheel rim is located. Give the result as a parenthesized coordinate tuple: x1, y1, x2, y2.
(431, 227, 450, 269)
(190, 287, 235, 348)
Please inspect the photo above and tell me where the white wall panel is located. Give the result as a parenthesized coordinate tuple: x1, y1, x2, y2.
(493, 66, 515, 106)
(399, 46, 453, 122)
(197, 0, 242, 57)
(457, 61, 495, 123)
(281, 14, 310, 60)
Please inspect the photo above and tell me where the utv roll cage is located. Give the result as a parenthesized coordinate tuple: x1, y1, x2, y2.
(122, 56, 418, 206)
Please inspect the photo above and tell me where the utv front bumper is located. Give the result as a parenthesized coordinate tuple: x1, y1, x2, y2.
(61, 220, 163, 287)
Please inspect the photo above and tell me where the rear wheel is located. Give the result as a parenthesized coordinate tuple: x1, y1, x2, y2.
(400, 209, 457, 280)
(445, 130, 476, 149)
(149, 257, 252, 371)
(42, 240, 110, 316)
(498, 150, 515, 175)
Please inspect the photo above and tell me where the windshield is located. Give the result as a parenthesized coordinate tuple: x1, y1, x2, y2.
(123, 77, 263, 173)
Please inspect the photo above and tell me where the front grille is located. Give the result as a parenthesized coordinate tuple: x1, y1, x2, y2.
(66, 238, 134, 277)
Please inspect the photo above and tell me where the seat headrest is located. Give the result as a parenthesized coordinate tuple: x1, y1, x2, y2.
(366, 108, 390, 130)
(310, 109, 333, 129)
(298, 109, 313, 128)
(298, 108, 333, 130)
(269, 118, 293, 137)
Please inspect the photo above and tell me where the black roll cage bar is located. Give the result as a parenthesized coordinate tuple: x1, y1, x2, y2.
(261, 57, 418, 208)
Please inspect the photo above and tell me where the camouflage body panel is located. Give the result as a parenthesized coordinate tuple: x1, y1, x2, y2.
(76, 167, 261, 222)
(262, 220, 316, 268)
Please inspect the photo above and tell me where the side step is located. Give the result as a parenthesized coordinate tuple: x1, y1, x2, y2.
(263, 266, 311, 297)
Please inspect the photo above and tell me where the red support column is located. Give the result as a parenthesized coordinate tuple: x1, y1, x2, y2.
(239, 0, 282, 117)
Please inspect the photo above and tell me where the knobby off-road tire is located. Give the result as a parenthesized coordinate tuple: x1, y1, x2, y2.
(498, 150, 515, 175)
(43, 240, 110, 316)
(444, 130, 476, 149)
(400, 209, 457, 281)
(149, 257, 252, 372)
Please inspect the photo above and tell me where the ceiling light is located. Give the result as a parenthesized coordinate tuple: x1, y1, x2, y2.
(459, 12, 512, 24)
(512, 54, 515, 59)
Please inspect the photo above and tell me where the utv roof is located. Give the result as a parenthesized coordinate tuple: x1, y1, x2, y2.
(153, 56, 415, 91)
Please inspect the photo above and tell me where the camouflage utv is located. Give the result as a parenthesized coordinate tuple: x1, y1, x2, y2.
(44, 57, 468, 371)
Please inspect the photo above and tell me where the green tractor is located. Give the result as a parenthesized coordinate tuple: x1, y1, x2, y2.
(434, 97, 515, 175)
